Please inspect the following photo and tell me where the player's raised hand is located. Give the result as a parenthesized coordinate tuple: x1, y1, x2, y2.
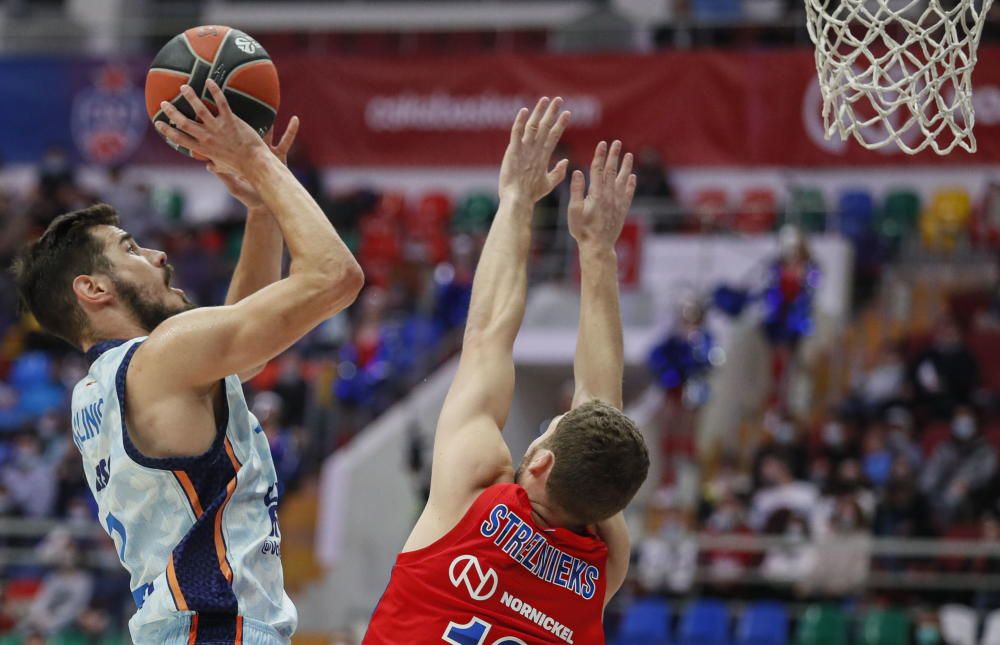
(568, 140, 637, 250)
(498, 97, 571, 205)
(155, 80, 268, 175)
(209, 116, 301, 211)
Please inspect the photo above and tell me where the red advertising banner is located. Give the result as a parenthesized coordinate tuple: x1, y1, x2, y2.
(274, 48, 1000, 167)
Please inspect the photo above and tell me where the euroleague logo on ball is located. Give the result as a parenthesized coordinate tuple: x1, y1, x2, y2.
(235, 36, 259, 55)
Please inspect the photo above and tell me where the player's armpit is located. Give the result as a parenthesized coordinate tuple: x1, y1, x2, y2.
(133, 270, 361, 393)
(405, 417, 514, 552)
(429, 416, 514, 503)
(596, 512, 631, 607)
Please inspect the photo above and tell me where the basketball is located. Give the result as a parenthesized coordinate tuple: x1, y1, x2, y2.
(145, 25, 280, 157)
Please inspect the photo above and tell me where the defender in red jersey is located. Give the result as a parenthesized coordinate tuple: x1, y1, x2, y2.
(365, 98, 650, 645)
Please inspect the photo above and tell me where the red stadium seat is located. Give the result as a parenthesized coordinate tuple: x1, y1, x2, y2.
(691, 188, 730, 232)
(972, 182, 1000, 248)
(921, 422, 952, 459)
(363, 260, 395, 288)
(376, 191, 408, 222)
(983, 425, 1000, 455)
(417, 191, 454, 225)
(967, 330, 1000, 391)
(359, 214, 401, 266)
(735, 188, 778, 233)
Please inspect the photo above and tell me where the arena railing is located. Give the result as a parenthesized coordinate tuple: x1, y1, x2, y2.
(0, 517, 119, 570)
(1, 514, 998, 587)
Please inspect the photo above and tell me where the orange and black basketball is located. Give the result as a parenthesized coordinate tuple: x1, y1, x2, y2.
(145, 25, 280, 157)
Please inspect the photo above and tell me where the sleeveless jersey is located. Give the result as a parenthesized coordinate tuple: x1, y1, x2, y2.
(364, 483, 608, 645)
(72, 338, 297, 644)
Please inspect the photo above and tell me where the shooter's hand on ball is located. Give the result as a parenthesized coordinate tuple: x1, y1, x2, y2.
(210, 116, 301, 211)
(497, 96, 571, 206)
(568, 140, 637, 251)
(155, 79, 266, 176)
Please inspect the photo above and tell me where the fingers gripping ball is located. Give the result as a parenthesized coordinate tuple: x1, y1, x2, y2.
(145, 25, 280, 158)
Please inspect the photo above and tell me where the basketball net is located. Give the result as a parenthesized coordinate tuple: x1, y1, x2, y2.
(806, 0, 994, 154)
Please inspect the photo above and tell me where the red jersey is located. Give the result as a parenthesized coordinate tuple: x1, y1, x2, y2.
(364, 483, 608, 645)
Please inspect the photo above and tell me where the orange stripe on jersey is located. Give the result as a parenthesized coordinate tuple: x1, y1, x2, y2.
(174, 471, 205, 517)
(235, 615, 244, 644)
(166, 554, 189, 612)
(214, 478, 238, 583)
(224, 437, 242, 470)
(215, 437, 243, 583)
(186, 613, 199, 645)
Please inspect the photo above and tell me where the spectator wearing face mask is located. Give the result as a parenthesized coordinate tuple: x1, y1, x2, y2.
(920, 405, 997, 524)
(909, 314, 981, 419)
(1, 431, 56, 518)
(703, 493, 755, 587)
(799, 497, 871, 596)
(635, 488, 698, 595)
(752, 410, 809, 487)
(808, 417, 857, 489)
(20, 531, 94, 636)
(852, 341, 908, 417)
(751, 455, 819, 530)
(813, 458, 876, 539)
(759, 510, 813, 588)
(861, 425, 894, 488)
(883, 406, 923, 469)
(875, 457, 935, 540)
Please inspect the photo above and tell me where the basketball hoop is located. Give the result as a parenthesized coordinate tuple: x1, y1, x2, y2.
(805, 0, 995, 154)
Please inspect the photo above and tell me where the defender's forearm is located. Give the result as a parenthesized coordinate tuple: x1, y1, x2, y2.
(573, 246, 624, 409)
(463, 196, 534, 349)
(225, 207, 283, 306)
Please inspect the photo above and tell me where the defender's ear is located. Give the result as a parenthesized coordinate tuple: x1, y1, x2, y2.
(528, 449, 554, 479)
(73, 274, 113, 307)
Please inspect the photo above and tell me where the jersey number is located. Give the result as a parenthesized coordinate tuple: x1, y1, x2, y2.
(106, 512, 127, 562)
(442, 617, 527, 645)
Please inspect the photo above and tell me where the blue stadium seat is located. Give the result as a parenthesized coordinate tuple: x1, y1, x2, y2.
(837, 189, 875, 243)
(9, 351, 53, 391)
(691, 0, 743, 21)
(678, 599, 732, 645)
(617, 598, 671, 645)
(737, 601, 789, 645)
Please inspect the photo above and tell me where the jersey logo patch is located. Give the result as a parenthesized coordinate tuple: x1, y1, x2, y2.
(95, 456, 111, 492)
(265, 483, 280, 538)
(449, 554, 498, 602)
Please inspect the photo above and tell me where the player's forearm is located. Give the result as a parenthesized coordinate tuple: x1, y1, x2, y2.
(462, 196, 533, 349)
(240, 148, 360, 289)
(225, 207, 283, 306)
(573, 245, 624, 410)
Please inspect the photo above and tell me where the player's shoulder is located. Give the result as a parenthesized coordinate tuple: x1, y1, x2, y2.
(76, 338, 146, 390)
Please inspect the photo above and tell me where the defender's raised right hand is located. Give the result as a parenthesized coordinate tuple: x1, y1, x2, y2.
(156, 80, 268, 176)
(498, 97, 571, 205)
(568, 140, 637, 251)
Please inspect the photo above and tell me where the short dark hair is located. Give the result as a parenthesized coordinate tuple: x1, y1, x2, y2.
(11, 204, 120, 348)
(544, 400, 649, 525)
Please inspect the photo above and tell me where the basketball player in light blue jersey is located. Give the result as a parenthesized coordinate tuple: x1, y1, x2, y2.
(12, 80, 363, 645)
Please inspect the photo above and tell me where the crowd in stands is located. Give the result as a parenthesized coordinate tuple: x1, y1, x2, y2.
(627, 199, 1000, 641)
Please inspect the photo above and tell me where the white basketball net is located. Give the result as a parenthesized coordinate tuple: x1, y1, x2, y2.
(805, 0, 994, 154)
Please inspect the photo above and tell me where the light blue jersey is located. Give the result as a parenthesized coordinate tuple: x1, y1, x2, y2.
(72, 338, 297, 644)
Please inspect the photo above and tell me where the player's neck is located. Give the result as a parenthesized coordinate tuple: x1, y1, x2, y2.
(528, 498, 584, 533)
(81, 319, 150, 353)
